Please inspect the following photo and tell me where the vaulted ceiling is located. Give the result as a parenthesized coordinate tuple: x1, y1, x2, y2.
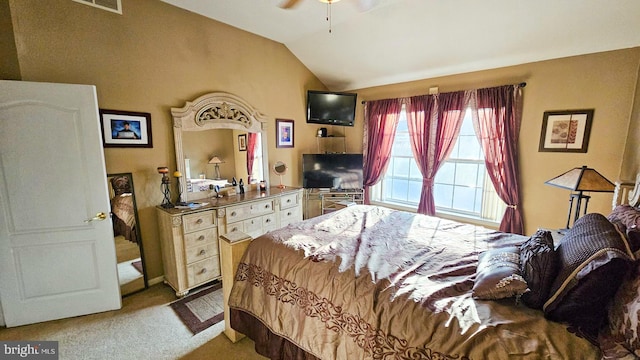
(161, 0, 640, 91)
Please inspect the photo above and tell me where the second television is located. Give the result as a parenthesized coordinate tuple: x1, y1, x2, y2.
(302, 153, 364, 190)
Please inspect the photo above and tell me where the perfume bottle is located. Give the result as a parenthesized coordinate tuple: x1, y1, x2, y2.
(239, 178, 245, 194)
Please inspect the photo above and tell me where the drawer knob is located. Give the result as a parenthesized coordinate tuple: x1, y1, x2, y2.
(196, 219, 203, 224)
(198, 235, 205, 241)
(265, 204, 269, 209)
(231, 211, 237, 217)
(287, 199, 291, 203)
(287, 212, 292, 216)
(265, 218, 271, 223)
(232, 227, 238, 232)
(199, 268, 207, 274)
(199, 249, 206, 256)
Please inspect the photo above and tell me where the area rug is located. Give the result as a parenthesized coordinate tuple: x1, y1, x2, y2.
(170, 282, 224, 334)
(131, 260, 143, 274)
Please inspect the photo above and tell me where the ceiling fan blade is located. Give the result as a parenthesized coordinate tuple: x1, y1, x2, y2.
(279, 0, 302, 9)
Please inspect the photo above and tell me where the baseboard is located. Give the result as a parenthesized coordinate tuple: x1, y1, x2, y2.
(148, 276, 164, 286)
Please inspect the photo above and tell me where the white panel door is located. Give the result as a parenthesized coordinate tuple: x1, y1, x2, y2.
(0, 80, 121, 327)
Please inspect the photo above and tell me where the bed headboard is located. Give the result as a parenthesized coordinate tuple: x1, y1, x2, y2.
(613, 173, 640, 207)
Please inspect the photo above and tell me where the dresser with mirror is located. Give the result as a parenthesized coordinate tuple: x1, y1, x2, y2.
(157, 92, 302, 297)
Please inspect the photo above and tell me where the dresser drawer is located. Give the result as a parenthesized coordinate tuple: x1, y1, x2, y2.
(280, 193, 299, 209)
(281, 206, 302, 227)
(225, 204, 251, 223)
(226, 221, 244, 234)
(186, 257, 220, 287)
(263, 213, 278, 233)
(185, 242, 218, 264)
(183, 227, 217, 248)
(243, 217, 262, 234)
(250, 200, 274, 215)
(182, 210, 216, 233)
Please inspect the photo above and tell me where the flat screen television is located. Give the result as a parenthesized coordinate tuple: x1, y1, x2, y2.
(306, 90, 357, 127)
(302, 153, 363, 190)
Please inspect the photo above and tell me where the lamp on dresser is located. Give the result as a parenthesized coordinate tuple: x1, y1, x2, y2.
(545, 165, 615, 231)
(208, 156, 224, 180)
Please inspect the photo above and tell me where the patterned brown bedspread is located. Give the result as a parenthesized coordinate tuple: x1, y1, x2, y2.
(229, 205, 600, 359)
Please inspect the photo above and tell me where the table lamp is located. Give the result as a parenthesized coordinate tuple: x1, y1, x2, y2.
(208, 156, 224, 180)
(545, 165, 614, 230)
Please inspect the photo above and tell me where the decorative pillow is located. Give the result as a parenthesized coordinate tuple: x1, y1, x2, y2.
(473, 246, 528, 300)
(543, 213, 632, 338)
(608, 205, 640, 258)
(602, 261, 640, 357)
(519, 230, 559, 309)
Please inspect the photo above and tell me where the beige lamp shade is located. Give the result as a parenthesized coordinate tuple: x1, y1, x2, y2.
(208, 156, 224, 180)
(545, 165, 614, 192)
(208, 156, 224, 164)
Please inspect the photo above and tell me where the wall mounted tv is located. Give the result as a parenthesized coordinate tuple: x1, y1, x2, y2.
(302, 153, 364, 190)
(306, 90, 358, 127)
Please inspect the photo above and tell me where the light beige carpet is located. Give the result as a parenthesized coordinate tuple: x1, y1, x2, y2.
(0, 283, 267, 360)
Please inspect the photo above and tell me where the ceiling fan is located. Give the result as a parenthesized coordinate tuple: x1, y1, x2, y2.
(279, 0, 378, 32)
(279, 0, 377, 12)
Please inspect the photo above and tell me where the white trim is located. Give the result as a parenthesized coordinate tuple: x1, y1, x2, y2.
(72, 0, 122, 14)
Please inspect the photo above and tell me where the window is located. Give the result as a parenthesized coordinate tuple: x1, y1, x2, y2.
(371, 106, 506, 224)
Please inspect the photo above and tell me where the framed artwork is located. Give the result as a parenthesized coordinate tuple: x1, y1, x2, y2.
(238, 134, 247, 151)
(276, 119, 294, 148)
(99, 109, 153, 148)
(538, 109, 594, 153)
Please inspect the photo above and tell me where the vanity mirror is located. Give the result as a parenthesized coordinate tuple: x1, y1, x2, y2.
(171, 92, 270, 202)
(273, 161, 288, 189)
(107, 172, 147, 296)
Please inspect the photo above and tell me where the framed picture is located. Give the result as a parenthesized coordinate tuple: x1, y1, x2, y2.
(276, 119, 294, 148)
(238, 134, 247, 151)
(538, 109, 594, 153)
(99, 109, 152, 148)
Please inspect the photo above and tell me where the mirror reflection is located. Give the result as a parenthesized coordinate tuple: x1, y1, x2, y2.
(182, 130, 265, 199)
(108, 173, 147, 296)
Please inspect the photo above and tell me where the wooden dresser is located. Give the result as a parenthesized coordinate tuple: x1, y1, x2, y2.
(156, 187, 303, 297)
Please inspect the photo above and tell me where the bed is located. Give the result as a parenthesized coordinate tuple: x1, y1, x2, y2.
(229, 183, 640, 359)
(109, 175, 138, 244)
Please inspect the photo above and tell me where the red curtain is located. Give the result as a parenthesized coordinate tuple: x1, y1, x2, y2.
(406, 91, 467, 215)
(246, 133, 258, 183)
(470, 85, 524, 234)
(362, 98, 403, 204)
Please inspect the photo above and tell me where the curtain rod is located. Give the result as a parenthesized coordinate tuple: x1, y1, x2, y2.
(360, 82, 527, 104)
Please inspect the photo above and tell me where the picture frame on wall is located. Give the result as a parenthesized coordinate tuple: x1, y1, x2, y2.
(276, 119, 294, 148)
(238, 134, 247, 151)
(538, 109, 594, 153)
(99, 109, 153, 148)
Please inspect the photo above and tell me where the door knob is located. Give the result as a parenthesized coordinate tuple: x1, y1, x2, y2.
(85, 212, 107, 222)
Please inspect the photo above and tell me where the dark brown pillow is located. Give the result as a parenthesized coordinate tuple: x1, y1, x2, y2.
(543, 213, 632, 338)
(473, 246, 528, 300)
(519, 230, 559, 309)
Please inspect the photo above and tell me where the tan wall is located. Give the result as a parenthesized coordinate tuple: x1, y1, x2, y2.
(620, 61, 640, 181)
(6, 0, 640, 279)
(7, 0, 326, 280)
(353, 48, 640, 235)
